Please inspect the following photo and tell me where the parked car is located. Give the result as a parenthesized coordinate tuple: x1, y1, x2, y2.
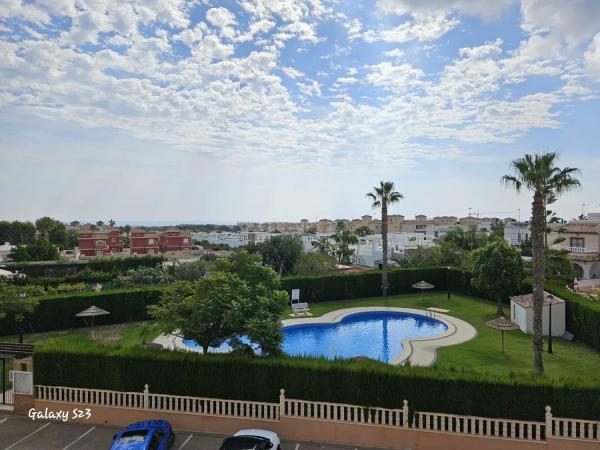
(110, 419, 175, 450)
(219, 429, 281, 450)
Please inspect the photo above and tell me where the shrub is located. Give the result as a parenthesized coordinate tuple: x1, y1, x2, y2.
(281, 268, 461, 302)
(0, 287, 162, 335)
(546, 285, 600, 351)
(33, 343, 600, 421)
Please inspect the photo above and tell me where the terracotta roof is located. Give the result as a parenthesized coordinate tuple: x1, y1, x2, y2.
(510, 292, 564, 308)
(551, 222, 600, 233)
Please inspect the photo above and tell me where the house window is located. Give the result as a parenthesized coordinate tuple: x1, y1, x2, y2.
(148, 239, 155, 244)
(183, 238, 189, 243)
(95, 240, 105, 246)
(148, 249, 155, 254)
(570, 237, 585, 248)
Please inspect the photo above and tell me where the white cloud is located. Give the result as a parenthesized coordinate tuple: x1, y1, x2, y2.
(521, 0, 600, 48)
(206, 7, 236, 28)
(584, 33, 600, 81)
(376, 0, 515, 20)
(281, 66, 304, 78)
(359, 13, 458, 44)
(382, 48, 404, 59)
(297, 80, 321, 96)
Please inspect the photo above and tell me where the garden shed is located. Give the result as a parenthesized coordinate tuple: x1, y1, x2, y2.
(510, 292, 565, 336)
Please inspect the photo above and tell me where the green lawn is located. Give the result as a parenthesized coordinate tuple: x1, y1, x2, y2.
(285, 292, 600, 381)
(5, 291, 600, 382)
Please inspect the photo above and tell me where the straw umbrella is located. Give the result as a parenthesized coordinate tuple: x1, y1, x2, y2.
(76, 306, 110, 339)
(486, 317, 520, 353)
(412, 280, 435, 302)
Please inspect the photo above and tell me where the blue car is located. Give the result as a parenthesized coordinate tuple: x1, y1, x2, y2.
(110, 420, 175, 450)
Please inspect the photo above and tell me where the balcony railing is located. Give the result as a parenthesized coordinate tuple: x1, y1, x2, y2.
(569, 247, 597, 253)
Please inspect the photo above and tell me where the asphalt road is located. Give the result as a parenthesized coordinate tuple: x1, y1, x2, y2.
(0, 413, 385, 450)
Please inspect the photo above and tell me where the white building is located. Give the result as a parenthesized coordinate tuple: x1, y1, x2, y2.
(352, 232, 435, 268)
(0, 242, 16, 261)
(510, 292, 565, 337)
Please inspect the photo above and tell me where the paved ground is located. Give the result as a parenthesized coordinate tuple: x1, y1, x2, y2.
(0, 413, 386, 450)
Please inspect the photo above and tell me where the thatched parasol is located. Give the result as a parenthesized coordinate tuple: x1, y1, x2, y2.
(486, 317, 520, 353)
(412, 280, 435, 301)
(76, 305, 110, 339)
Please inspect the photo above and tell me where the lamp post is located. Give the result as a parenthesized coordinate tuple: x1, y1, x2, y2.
(18, 292, 27, 343)
(548, 295, 553, 354)
(447, 266, 451, 300)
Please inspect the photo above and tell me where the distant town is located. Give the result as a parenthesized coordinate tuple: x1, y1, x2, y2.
(1, 212, 598, 280)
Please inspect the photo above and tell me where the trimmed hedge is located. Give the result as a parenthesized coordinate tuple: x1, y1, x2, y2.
(6, 255, 164, 278)
(0, 288, 162, 335)
(546, 285, 600, 352)
(34, 343, 600, 421)
(280, 268, 461, 302)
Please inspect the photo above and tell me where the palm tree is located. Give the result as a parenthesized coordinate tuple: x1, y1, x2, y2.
(332, 225, 358, 264)
(366, 182, 404, 300)
(502, 152, 580, 375)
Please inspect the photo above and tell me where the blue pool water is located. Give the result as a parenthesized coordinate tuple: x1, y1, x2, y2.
(182, 311, 448, 363)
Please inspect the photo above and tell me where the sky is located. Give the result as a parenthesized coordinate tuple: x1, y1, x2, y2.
(1, 0, 599, 225)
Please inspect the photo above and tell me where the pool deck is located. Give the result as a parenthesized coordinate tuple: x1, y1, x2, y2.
(154, 307, 477, 367)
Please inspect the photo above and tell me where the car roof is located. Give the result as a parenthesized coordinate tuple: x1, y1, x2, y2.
(234, 429, 278, 442)
(221, 436, 269, 450)
(122, 420, 170, 432)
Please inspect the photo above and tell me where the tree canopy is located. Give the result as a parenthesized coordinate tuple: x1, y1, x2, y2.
(149, 251, 287, 355)
(256, 234, 303, 276)
(9, 238, 59, 262)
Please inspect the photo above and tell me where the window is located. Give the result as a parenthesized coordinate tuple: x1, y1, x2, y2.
(570, 237, 585, 248)
(183, 238, 189, 243)
(148, 249, 155, 254)
(95, 240, 105, 246)
(148, 239, 155, 244)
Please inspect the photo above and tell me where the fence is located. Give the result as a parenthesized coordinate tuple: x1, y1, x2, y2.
(34, 385, 599, 443)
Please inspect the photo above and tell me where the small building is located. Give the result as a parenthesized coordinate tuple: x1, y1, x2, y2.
(130, 229, 160, 255)
(159, 228, 193, 252)
(510, 292, 565, 337)
(78, 229, 123, 257)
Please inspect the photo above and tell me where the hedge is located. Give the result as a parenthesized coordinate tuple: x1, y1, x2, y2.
(546, 285, 600, 352)
(280, 268, 463, 302)
(33, 343, 600, 421)
(0, 287, 162, 335)
(6, 255, 164, 278)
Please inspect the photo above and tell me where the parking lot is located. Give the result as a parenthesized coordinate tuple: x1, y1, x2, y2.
(0, 413, 378, 450)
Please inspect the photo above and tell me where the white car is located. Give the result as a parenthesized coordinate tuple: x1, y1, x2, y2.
(219, 429, 281, 450)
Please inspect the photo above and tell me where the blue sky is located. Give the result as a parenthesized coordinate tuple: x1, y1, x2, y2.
(1, 0, 599, 224)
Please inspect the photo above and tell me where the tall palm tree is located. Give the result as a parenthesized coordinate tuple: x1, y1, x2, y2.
(366, 182, 404, 300)
(502, 153, 580, 375)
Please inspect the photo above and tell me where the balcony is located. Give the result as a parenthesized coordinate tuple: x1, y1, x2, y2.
(569, 247, 600, 261)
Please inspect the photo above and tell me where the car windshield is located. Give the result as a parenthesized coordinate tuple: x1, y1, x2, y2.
(118, 429, 149, 444)
(220, 436, 270, 450)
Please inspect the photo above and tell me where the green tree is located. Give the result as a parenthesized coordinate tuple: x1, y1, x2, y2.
(150, 252, 287, 355)
(9, 221, 36, 244)
(311, 236, 334, 255)
(258, 235, 303, 276)
(114, 266, 174, 288)
(173, 259, 209, 281)
(502, 152, 580, 374)
(0, 221, 12, 243)
(354, 225, 373, 237)
(490, 219, 505, 240)
(9, 238, 59, 262)
(545, 249, 576, 286)
(0, 283, 44, 340)
(293, 252, 338, 275)
(35, 217, 67, 246)
(108, 219, 116, 227)
(367, 182, 404, 299)
(66, 230, 79, 249)
(471, 238, 523, 316)
(332, 225, 358, 265)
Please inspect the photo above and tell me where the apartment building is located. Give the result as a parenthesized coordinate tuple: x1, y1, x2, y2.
(78, 229, 123, 257)
(548, 213, 600, 280)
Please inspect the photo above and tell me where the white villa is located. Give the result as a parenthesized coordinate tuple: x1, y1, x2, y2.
(548, 213, 600, 280)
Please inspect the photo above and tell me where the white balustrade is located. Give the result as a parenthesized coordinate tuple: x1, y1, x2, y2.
(413, 411, 545, 441)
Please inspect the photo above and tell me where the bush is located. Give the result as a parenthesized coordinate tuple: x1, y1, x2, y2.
(7, 255, 164, 278)
(281, 268, 459, 302)
(33, 343, 600, 421)
(546, 285, 600, 351)
(0, 287, 162, 335)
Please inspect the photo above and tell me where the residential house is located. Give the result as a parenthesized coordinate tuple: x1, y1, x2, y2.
(159, 228, 193, 252)
(78, 229, 123, 257)
(130, 229, 160, 255)
(548, 214, 600, 280)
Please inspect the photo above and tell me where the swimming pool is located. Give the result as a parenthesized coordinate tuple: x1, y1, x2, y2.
(182, 311, 448, 363)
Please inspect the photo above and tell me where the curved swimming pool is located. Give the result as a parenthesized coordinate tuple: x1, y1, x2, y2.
(182, 311, 448, 363)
